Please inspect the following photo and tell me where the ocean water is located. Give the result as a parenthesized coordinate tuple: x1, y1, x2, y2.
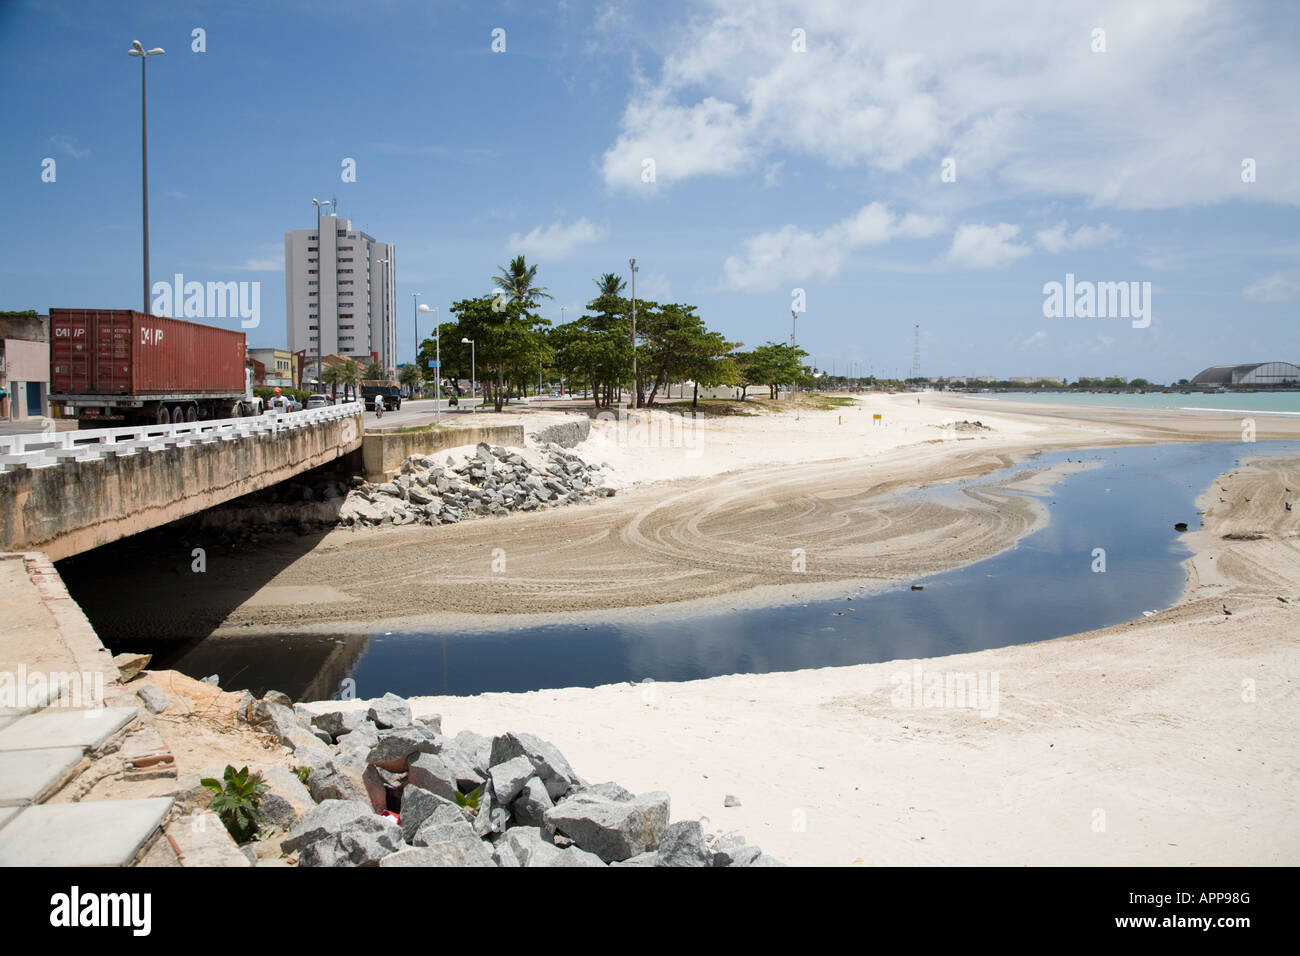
(962, 390, 1300, 416)
(142, 440, 1300, 701)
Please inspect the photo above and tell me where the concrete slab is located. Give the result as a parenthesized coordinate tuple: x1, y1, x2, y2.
(0, 747, 84, 806)
(165, 811, 252, 867)
(0, 797, 173, 866)
(0, 706, 136, 752)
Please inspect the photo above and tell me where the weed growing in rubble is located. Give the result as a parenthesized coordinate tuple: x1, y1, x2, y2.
(203, 765, 270, 843)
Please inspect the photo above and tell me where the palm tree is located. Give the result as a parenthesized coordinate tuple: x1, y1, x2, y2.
(594, 272, 625, 297)
(321, 362, 349, 401)
(363, 360, 385, 380)
(398, 364, 423, 397)
(492, 255, 553, 309)
(342, 360, 363, 401)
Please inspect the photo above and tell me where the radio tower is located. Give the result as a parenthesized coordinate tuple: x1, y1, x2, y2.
(911, 324, 920, 381)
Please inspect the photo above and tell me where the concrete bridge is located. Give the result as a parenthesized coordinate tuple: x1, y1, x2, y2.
(0, 403, 362, 560)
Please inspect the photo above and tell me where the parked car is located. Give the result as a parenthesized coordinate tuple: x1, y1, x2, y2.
(306, 394, 330, 409)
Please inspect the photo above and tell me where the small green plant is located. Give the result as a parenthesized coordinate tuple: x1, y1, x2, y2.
(294, 765, 312, 786)
(202, 765, 270, 843)
(454, 786, 482, 814)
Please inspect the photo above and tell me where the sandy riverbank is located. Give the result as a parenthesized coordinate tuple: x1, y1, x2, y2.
(339, 452, 1296, 866)
(197, 392, 1300, 635)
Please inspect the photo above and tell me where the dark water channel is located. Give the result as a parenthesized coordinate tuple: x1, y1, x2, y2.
(121, 441, 1298, 700)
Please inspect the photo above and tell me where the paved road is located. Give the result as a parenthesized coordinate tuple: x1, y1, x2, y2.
(366, 395, 582, 429)
(0, 418, 75, 437)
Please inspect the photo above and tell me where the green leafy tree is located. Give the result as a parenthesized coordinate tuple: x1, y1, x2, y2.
(455, 256, 552, 410)
(745, 342, 809, 398)
(363, 360, 385, 380)
(451, 295, 550, 412)
(417, 319, 471, 394)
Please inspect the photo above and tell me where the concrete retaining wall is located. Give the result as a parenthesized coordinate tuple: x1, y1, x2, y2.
(0, 415, 362, 560)
(361, 424, 526, 480)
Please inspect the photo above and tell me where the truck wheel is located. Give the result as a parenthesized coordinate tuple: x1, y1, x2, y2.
(155, 405, 170, 425)
(171, 406, 185, 424)
(186, 406, 198, 422)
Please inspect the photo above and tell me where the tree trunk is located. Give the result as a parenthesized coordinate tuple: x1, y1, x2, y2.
(692, 381, 699, 409)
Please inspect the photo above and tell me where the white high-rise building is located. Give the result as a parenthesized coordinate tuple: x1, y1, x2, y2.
(285, 215, 396, 382)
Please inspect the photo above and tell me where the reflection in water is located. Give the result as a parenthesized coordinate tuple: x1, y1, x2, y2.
(146, 633, 370, 701)
(153, 441, 1297, 700)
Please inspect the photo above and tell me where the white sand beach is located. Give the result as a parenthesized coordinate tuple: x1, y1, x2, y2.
(261, 394, 1300, 866)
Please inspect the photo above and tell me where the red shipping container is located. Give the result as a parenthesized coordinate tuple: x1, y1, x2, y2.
(50, 309, 246, 396)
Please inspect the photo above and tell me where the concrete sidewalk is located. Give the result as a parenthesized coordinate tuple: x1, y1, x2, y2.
(0, 552, 175, 865)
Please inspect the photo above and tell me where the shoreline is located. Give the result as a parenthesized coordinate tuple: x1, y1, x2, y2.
(61, 393, 1300, 643)
(211, 445, 1070, 638)
(318, 450, 1297, 866)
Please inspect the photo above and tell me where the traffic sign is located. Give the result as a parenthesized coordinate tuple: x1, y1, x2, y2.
(428, 359, 440, 368)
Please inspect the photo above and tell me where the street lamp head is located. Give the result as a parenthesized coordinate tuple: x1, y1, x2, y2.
(461, 337, 472, 344)
(131, 40, 144, 53)
(418, 304, 435, 312)
(147, 47, 164, 55)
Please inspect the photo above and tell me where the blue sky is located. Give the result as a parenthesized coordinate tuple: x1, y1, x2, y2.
(3, 0, 1298, 382)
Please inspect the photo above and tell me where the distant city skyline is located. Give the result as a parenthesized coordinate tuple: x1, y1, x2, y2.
(3, 0, 1298, 384)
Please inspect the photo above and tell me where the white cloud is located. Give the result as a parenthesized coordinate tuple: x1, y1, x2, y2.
(720, 202, 944, 291)
(1243, 271, 1300, 303)
(166, 189, 187, 200)
(48, 135, 88, 158)
(948, 223, 1031, 269)
(1035, 220, 1121, 253)
(600, 0, 1300, 209)
(762, 161, 784, 189)
(601, 91, 753, 190)
(507, 218, 609, 261)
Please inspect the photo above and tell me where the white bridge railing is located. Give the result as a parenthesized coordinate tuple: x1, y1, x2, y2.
(0, 402, 362, 473)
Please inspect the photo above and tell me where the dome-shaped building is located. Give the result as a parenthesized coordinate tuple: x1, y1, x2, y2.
(1190, 362, 1300, 386)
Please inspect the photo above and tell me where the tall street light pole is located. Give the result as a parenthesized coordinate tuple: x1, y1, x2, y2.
(311, 198, 332, 392)
(462, 337, 475, 414)
(419, 304, 440, 423)
(128, 40, 164, 314)
(411, 292, 420, 396)
(629, 258, 638, 408)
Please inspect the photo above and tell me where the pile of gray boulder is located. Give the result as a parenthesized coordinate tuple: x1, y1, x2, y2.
(237, 690, 782, 867)
(338, 442, 615, 529)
